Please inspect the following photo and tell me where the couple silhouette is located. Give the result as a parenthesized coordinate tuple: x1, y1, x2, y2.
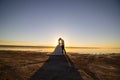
(29, 38, 83, 80)
(52, 38, 66, 55)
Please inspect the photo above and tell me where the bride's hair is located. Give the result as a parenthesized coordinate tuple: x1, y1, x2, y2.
(58, 38, 62, 45)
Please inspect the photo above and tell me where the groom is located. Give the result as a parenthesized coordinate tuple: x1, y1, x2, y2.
(58, 38, 66, 54)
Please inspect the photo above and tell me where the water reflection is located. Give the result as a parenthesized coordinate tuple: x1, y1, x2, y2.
(0, 47, 120, 54)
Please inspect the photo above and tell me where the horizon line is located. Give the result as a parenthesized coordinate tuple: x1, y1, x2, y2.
(0, 44, 120, 49)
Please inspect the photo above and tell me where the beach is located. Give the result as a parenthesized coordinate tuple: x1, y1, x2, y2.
(0, 50, 120, 80)
(1, 0, 120, 80)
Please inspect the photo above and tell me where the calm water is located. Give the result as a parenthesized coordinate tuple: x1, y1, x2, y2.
(0, 46, 120, 54)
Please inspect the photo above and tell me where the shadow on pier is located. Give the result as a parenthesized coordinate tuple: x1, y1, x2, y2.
(29, 51, 83, 80)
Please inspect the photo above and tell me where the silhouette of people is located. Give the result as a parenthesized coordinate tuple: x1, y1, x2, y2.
(58, 38, 66, 54)
(29, 38, 83, 80)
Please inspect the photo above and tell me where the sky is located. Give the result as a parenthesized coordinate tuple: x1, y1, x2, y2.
(0, 0, 120, 47)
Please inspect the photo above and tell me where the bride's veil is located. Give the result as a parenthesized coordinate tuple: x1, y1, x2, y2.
(51, 45, 63, 55)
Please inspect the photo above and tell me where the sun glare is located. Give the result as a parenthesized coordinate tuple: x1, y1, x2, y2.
(53, 39, 58, 46)
(52, 35, 70, 47)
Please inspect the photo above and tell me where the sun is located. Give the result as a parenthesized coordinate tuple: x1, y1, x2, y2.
(52, 37, 70, 47)
(52, 32, 70, 47)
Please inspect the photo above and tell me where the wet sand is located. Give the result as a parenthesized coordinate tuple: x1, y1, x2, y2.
(0, 50, 120, 80)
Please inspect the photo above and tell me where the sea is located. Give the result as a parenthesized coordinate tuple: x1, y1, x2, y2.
(0, 46, 120, 54)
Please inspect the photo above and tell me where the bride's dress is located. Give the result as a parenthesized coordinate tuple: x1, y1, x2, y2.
(51, 45, 63, 55)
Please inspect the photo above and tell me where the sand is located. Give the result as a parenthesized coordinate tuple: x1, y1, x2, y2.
(0, 50, 120, 80)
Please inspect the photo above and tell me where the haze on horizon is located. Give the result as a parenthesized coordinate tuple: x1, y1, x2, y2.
(0, 0, 120, 48)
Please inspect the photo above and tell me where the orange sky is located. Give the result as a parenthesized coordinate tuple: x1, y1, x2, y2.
(0, 39, 120, 48)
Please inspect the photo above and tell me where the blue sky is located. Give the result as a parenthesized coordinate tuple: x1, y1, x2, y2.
(0, 0, 120, 47)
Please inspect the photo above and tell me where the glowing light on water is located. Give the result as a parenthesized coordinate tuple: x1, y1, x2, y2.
(0, 46, 120, 54)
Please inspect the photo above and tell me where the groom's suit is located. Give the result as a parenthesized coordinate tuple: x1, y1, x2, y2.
(61, 39, 66, 54)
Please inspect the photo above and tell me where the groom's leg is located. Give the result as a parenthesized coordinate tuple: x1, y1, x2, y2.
(63, 48, 66, 55)
(62, 45, 66, 54)
(62, 45, 64, 54)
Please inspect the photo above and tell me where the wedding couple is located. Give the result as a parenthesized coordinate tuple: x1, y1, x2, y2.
(52, 38, 66, 55)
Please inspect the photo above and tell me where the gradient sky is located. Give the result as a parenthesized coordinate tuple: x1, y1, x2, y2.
(0, 0, 120, 47)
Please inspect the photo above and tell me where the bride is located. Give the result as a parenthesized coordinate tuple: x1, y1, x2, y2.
(51, 38, 63, 55)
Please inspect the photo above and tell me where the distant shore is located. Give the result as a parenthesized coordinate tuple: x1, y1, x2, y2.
(0, 45, 120, 54)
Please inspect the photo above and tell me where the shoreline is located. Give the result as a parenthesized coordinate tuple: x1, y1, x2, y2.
(0, 50, 120, 55)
